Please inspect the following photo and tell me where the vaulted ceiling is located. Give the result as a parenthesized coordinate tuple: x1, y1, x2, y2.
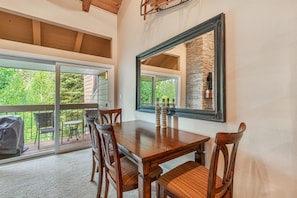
(0, 0, 186, 60)
(0, 1, 122, 59)
(0, 10, 112, 58)
(82, 0, 123, 14)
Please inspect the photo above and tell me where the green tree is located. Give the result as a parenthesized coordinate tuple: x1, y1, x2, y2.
(27, 71, 55, 104)
(0, 68, 56, 105)
(0, 68, 27, 105)
(140, 76, 176, 106)
(60, 73, 84, 104)
(0, 67, 16, 89)
(140, 80, 152, 106)
(155, 79, 176, 101)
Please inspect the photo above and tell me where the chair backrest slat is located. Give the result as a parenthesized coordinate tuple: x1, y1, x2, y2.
(85, 117, 101, 153)
(99, 108, 122, 125)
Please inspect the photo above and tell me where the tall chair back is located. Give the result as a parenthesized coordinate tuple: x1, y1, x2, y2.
(84, 108, 98, 138)
(85, 117, 104, 198)
(98, 108, 122, 125)
(158, 122, 247, 198)
(207, 122, 246, 197)
(96, 124, 138, 198)
(97, 125, 127, 196)
(97, 122, 163, 198)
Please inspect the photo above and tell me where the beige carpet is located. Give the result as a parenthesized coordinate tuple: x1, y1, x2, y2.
(0, 149, 157, 198)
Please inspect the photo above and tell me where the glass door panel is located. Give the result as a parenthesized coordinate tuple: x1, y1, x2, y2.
(58, 64, 107, 152)
(0, 57, 56, 162)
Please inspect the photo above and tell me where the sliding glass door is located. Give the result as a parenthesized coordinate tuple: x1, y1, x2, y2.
(0, 56, 111, 162)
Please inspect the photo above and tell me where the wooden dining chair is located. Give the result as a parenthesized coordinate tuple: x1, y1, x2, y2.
(85, 116, 104, 198)
(96, 123, 163, 198)
(98, 108, 122, 125)
(84, 108, 98, 137)
(158, 122, 247, 198)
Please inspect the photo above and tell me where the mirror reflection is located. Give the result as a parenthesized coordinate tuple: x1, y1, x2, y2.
(140, 30, 215, 110)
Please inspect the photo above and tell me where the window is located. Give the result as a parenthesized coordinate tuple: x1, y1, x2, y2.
(0, 58, 55, 105)
(140, 74, 177, 106)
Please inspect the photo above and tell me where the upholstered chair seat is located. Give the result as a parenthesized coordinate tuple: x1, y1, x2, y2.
(158, 161, 225, 198)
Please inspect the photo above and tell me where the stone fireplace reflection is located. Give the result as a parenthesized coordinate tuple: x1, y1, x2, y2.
(186, 31, 214, 110)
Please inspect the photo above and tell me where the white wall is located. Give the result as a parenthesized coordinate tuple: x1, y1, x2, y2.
(117, 0, 297, 197)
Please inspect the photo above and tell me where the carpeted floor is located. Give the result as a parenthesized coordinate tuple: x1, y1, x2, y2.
(0, 149, 157, 198)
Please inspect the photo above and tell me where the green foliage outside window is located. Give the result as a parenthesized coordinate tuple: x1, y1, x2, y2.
(140, 75, 176, 106)
(0, 68, 55, 105)
(60, 73, 84, 104)
(0, 67, 84, 143)
(140, 80, 153, 106)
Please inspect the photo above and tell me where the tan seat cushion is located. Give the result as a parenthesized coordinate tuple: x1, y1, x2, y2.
(158, 161, 224, 198)
(119, 156, 139, 189)
(109, 156, 163, 191)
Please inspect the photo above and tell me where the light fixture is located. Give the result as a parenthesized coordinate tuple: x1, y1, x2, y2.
(104, 71, 108, 80)
(140, 0, 191, 20)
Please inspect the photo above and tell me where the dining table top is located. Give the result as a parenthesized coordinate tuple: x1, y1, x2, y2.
(112, 120, 210, 164)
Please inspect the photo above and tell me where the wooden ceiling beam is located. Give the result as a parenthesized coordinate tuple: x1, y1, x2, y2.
(74, 32, 83, 52)
(81, 0, 123, 14)
(32, 20, 41, 45)
(82, 0, 92, 12)
(92, 0, 121, 14)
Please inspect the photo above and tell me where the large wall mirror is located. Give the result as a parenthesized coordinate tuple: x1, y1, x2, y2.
(136, 13, 225, 122)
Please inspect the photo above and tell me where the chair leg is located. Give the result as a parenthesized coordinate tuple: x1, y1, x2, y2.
(103, 173, 109, 198)
(90, 154, 95, 182)
(163, 190, 167, 198)
(61, 125, 64, 144)
(157, 184, 162, 198)
(34, 130, 38, 144)
(158, 185, 167, 198)
(38, 132, 40, 150)
(155, 180, 160, 198)
(97, 164, 103, 198)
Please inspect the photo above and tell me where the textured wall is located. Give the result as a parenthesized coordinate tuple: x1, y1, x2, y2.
(186, 31, 214, 109)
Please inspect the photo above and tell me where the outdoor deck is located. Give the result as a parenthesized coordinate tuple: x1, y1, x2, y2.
(0, 128, 92, 161)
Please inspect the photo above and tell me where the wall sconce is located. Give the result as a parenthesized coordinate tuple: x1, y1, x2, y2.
(104, 71, 108, 80)
(205, 72, 212, 99)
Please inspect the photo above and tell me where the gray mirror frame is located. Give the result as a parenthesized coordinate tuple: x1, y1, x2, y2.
(136, 13, 225, 122)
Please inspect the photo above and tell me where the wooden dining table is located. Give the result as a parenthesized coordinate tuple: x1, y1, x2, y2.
(112, 120, 210, 198)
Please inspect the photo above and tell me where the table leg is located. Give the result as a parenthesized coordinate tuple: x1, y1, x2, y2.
(195, 143, 206, 165)
(138, 163, 151, 198)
